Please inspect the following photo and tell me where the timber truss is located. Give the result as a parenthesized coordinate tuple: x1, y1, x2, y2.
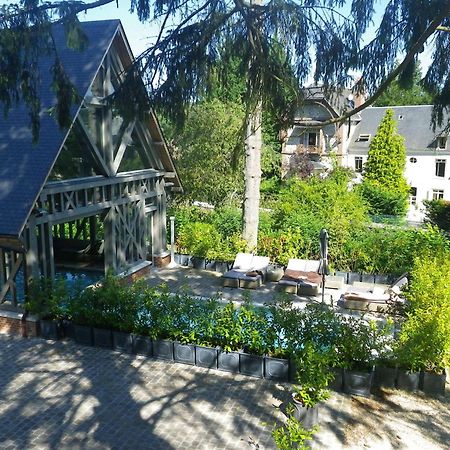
(0, 28, 178, 306)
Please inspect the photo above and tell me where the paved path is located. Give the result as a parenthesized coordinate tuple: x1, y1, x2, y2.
(145, 266, 340, 308)
(1, 334, 448, 450)
(0, 334, 287, 450)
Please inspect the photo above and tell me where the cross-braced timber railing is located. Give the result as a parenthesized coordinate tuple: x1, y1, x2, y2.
(35, 169, 174, 225)
(0, 247, 25, 306)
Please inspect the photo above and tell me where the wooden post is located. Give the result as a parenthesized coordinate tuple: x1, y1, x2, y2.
(104, 205, 117, 274)
(26, 215, 40, 281)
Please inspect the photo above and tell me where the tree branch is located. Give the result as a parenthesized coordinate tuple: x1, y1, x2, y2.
(321, 2, 450, 127)
(0, 0, 117, 22)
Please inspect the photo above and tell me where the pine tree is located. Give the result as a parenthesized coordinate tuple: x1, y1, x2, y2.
(361, 109, 409, 216)
(2, 1, 450, 247)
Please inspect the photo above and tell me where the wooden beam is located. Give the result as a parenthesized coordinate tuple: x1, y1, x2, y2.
(113, 118, 136, 173)
(75, 118, 111, 176)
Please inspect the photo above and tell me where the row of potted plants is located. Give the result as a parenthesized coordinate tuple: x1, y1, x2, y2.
(26, 274, 447, 398)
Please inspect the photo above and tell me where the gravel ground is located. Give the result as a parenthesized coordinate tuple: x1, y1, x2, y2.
(313, 387, 450, 449)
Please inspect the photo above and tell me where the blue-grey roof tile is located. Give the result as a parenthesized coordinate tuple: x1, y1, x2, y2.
(0, 20, 120, 238)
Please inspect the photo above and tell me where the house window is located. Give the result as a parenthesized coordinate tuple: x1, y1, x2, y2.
(357, 134, 371, 142)
(355, 156, 363, 173)
(410, 187, 417, 205)
(432, 189, 444, 200)
(437, 136, 447, 149)
(409, 157, 417, 163)
(435, 159, 446, 177)
(307, 131, 318, 147)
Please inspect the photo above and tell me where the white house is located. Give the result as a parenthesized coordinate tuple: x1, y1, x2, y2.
(282, 89, 450, 222)
(345, 105, 450, 222)
(281, 87, 362, 175)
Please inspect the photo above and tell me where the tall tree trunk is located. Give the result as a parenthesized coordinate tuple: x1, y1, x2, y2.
(242, 103, 262, 251)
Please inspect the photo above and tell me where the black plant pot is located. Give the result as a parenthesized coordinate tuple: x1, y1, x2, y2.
(40, 319, 63, 340)
(422, 371, 446, 396)
(93, 327, 113, 348)
(112, 331, 134, 354)
(195, 345, 218, 369)
(343, 368, 374, 397)
(179, 254, 191, 266)
(205, 259, 216, 271)
(292, 396, 319, 429)
(264, 356, 289, 381)
(174, 342, 195, 365)
(215, 261, 230, 274)
(191, 257, 206, 270)
(373, 366, 397, 389)
(133, 335, 153, 356)
(62, 320, 75, 339)
(153, 339, 174, 361)
(218, 351, 240, 373)
(396, 370, 420, 392)
(240, 353, 264, 378)
(328, 367, 343, 392)
(361, 273, 375, 283)
(73, 324, 93, 346)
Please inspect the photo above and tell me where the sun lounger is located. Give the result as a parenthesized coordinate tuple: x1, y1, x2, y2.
(222, 253, 270, 289)
(339, 274, 408, 312)
(277, 259, 321, 296)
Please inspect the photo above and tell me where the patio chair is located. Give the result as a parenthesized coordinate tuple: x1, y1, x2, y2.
(339, 274, 408, 312)
(222, 253, 270, 289)
(277, 259, 321, 296)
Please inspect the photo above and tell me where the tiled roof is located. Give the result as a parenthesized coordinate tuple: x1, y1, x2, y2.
(0, 20, 121, 238)
(348, 105, 449, 154)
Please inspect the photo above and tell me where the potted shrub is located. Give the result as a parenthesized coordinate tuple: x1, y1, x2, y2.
(25, 277, 67, 340)
(291, 343, 332, 429)
(237, 300, 267, 378)
(214, 301, 242, 373)
(111, 280, 146, 354)
(338, 317, 393, 397)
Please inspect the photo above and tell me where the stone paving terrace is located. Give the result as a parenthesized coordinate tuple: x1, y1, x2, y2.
(0, 335, 449, 449)
(144, 266, 342, 308)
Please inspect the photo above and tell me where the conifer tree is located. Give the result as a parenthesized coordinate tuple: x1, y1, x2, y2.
(361, 109, 409, 216)
(2, 0, 450, 247)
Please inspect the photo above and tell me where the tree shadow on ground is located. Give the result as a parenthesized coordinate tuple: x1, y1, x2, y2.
(0, 335, 287, 449)
(314, 388, 450, 449)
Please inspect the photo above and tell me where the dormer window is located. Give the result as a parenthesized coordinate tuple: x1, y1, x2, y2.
(357, 134, 371, 142)
(437, 136, 447, 149)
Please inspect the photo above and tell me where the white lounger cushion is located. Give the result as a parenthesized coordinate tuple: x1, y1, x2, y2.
(233, 252, 254, 271)
(286, 258, 320, 273)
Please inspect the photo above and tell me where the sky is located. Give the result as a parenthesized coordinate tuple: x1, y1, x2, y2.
(0, 0, 434, 69)
(77, 0, 433, 70)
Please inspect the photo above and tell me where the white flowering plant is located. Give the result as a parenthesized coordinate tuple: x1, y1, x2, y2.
(336, 317, 396, 371)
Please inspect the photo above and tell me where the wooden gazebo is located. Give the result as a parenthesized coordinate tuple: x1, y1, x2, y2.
(0, 20, 181, 308)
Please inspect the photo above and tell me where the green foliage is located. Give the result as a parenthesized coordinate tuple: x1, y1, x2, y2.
(397, 252, 450, 373)
(170, 99, 245, 205)
(361, 109, 409, 216)
(212, 301, 242, 352)
(292, 343, 332, 408)
(176, 222, 222, 258)
(358, 182, 408, 217)
(336, 317, 395, 370)
(272, 411, 317, 450)
(68, 272, 138, 332)
(424, 199, 450, 233)
(25, 277, 68, 320)
(374, 63, 433, 107)
(266, 168, 369, 267)
(343, 225, 450, 275)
